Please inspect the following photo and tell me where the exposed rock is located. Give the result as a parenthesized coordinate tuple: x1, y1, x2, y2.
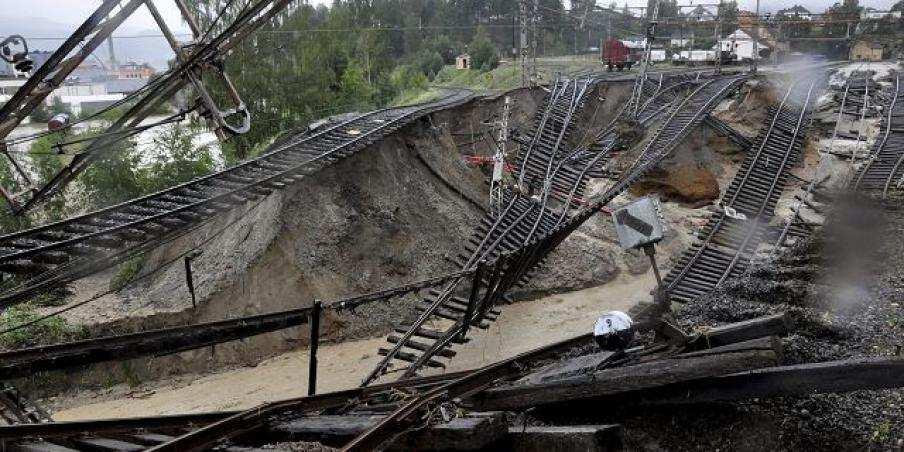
(631, 163, 720, 203)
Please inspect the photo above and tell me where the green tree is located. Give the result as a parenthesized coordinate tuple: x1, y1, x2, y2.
(29, 104, 50, 123)
(77, 132, 144, 209)
(340, 60, 376, 109)
(469, 27, 499, 71)
(0, 158, 31, 234)
(142, 124, 215, 193)
(28, 133, 68, 220)
(412, 50, 444, 79)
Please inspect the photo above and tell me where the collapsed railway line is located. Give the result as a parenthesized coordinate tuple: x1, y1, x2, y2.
(0, 90, 474, 307)
(853, 74, 904, 195)
(0, 71, 754, 450)
(664, 76, 824, 303)
(365, 77, 600, 385)
(364, 73, 743, 385)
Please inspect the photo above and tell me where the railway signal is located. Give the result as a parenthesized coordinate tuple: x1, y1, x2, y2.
(611, 196, 668, 306)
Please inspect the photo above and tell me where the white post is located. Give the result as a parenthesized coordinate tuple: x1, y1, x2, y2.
(490, 97, 511, 213)
(752, 0, 760, 74)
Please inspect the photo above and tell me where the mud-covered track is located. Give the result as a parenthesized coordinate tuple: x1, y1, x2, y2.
(0, 333, 593, 451)
(365, 78, 598, 385)
(364, 74, 745, 385)
(853, 75, 904, 194)
(665, 78, 824, 303)
(0, 90, 473, 305)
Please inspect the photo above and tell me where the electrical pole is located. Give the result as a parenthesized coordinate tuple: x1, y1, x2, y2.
(752, 0, 760, 74)
(715, 2, 722, 75)
(490, 97, 511, 213)
(628, 0, 660, 118)
(531, 0, 539, 84)
(520, 0, 530, 87)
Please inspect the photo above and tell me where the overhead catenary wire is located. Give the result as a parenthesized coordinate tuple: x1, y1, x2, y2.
(0, 182, 276, 336)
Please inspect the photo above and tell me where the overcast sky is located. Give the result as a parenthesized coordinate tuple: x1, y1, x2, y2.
(0, 0, 898, 35)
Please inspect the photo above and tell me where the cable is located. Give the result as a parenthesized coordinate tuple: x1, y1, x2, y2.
(0, 185, 275, 337)
(198, 0, 243, 45)
(3, 69, 183, 147)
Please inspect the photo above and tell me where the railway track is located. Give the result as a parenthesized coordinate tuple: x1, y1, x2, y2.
(0, 384, 51, 425)
(576, 72, 703, 179)
(774, 72, 865, 247)
(363, 74, 744, 386)
(0, 90, 474, 306)
(0, 332, 594, 451)
(364, 78, 598, 385)
(0, 72, 746, 451)
(852, 75, 904, 195)
(664, 76, 824, 303)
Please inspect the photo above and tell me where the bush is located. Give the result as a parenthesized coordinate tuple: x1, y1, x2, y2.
(433, 66, 460, 83)
(0, 303, 87, 349)
(412, 50, 444, 79)
(29, 104, 50, 123)
(390, 65, 429, 93)
(142, 123, 215, 193)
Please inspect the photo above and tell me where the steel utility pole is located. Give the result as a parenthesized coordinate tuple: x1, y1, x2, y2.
(715, 2, 722, 75)
(629, 0, 660, 118)
(752, 0, 760, 74)
(519, 0, 530, 87)
(490, 97, 511, 214)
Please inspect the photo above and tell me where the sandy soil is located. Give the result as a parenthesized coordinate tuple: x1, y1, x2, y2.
(52, 272, 653, 420)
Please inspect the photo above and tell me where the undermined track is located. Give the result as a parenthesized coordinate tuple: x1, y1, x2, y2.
(364, 73, 743, 385)
(853, 75, 904, 194)
(1, 71, 749, 451)
(0, 90, 474, 307)
(664, 76, 825, 303)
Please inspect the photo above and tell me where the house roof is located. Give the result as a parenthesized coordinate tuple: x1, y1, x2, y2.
(684, 5, 715, 18)
(723, 30, 771, 50)
(779, 5, 811, 15)
(854, 40, 884, 50)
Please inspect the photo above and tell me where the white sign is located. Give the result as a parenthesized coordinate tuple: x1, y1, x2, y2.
(611, 196, 665, 249)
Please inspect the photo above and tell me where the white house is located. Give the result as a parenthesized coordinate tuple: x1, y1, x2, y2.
(861, 8, 902, 20)
(718, 30, 771, 61)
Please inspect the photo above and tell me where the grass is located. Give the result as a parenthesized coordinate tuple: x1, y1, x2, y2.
(390, 63, 526, 106)
(391, 55, 633, 106)
(109, 255, 147, 292)
(0, 303, 88, 349)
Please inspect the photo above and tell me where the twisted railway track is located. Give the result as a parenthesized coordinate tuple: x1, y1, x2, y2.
(664, 77, 824, 303)
(364, 78, 598, 385)
(0, 90, 474, 307)
(852, 74, 904, 195)
(0, 71, 747, 451)
(364, 73, 744, 385)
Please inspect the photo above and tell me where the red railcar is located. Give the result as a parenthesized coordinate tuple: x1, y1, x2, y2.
(601, 39, 640, 71)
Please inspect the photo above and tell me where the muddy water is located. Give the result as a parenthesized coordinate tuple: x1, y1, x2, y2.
(52, 272, 654, 420)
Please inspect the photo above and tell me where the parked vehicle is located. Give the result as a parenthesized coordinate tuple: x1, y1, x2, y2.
(601, 39, 640, 71)
(672, 49, 735, 65)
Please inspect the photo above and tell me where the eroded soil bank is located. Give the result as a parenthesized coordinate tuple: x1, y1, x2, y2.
(38, 75, 782, 417)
